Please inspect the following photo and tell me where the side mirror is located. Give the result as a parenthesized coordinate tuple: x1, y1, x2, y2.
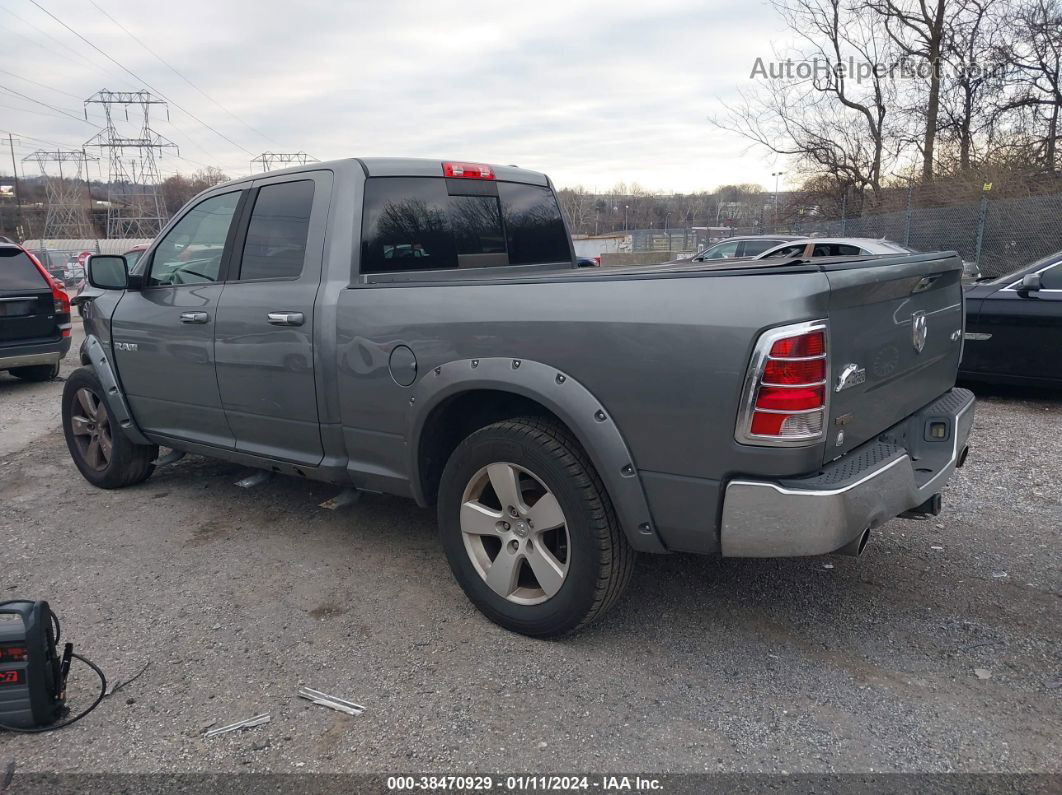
(1018, 273, 1042, 294)
(87, 254, 129, 290)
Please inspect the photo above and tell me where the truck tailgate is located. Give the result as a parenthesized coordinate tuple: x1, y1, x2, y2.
(823, 254, 964, 462)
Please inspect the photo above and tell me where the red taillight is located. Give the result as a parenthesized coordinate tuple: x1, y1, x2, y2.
(769, 330, 824, 358)
(763, 357, 825, 385)
(442, 161, 495, 180)
(738, 322, 828, 445)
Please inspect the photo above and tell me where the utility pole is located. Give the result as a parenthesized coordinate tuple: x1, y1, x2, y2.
(84, 90, 177, 238)
(771, 171, 785, 231)
(8, 133, 23, 238)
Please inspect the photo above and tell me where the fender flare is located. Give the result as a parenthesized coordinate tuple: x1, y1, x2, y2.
(407, 356, 666, 553)
(82, 334, 152, 446)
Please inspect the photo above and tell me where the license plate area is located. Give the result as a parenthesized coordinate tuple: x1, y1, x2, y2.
(0, 300, 38, 317)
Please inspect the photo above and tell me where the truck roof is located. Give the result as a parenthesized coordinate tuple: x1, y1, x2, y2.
(218, 157, 550, 188)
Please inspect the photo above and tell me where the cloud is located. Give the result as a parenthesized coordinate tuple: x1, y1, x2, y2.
(2, 0, 791, 192)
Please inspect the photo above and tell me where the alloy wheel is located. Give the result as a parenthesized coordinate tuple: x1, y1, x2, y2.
(70, 387, 113, 471)
(459, 462, 570, 605)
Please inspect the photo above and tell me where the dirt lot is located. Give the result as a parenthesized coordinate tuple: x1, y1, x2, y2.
(0, 329, 1059, 775)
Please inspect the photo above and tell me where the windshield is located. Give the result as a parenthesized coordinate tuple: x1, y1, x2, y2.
(989, 249, 1062, 284)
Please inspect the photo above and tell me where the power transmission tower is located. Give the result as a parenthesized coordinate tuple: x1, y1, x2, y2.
(22, 149, 98, 240)
(84, 90, 178, 238)
(250, 152, 318, 173)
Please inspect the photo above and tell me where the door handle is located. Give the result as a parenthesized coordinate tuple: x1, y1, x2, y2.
(179, 311, 209, 324)
(267, 311, 305, 326)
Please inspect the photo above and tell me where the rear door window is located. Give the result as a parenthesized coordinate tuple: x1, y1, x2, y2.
(0, 248, 48, 290)
(238, 180, 315, 280)
(360, 177, 569, 274)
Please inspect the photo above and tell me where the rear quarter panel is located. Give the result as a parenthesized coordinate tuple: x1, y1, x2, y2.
(333, 270, 834, 492)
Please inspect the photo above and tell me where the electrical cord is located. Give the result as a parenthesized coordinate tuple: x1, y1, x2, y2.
(0, 602, 108, 733)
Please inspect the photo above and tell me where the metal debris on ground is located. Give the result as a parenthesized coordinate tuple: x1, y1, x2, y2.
(235, 471, 273, 488)
(823, 563, 834, 570)
(992, 571, 1008, 578)
(204, 714, 271, 737)
(319, 488, 362, 510)
(297, 687, 365, 716)
(931, 545, 944, 551)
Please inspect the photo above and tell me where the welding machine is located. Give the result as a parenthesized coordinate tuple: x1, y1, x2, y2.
(0, 600, 106, 733)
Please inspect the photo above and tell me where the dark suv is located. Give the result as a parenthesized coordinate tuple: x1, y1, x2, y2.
(0, 243, 72, 381)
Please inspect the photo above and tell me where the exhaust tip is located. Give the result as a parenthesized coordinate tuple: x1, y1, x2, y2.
(856, 528, 870, 556)
(958, 445, 970, 468)
(837, 528, 871, 556)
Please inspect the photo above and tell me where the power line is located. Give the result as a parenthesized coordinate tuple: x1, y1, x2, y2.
(0, 128, 73, 150)
(0, 67, 86, 102)
(0, 84, 93, 125)
(0, 6, 130, 86)
(27, 0, 254, 157)
(88, 0, 282, 149)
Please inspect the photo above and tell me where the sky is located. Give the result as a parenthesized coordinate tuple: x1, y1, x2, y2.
(0, 0, 793, 194)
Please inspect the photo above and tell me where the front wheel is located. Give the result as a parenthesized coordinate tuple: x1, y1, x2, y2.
(437, 418, 635, 637)
(62, 367, 158, 489)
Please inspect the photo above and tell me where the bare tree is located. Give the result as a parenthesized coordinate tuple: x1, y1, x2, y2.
(712, 0, 900, 204)
(937, 0, 1008, 171)
(999, 0, 1062, 171)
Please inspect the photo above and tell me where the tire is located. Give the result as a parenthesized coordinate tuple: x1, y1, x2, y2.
(9, 363, 59, 382)
(62, 366, 158, 489)
(437, 417, 635, 637)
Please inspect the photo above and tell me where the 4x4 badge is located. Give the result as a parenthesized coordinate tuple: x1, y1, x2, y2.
(912, 311, 928, 353)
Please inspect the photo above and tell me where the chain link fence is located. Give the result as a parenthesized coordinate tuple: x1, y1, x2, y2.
(627, 190, 1062, 278)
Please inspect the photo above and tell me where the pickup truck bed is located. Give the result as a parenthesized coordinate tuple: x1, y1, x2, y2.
(69, 157, 974, 636)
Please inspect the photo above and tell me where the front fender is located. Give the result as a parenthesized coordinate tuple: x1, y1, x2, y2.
(82, 334, 152, 446)
(407, 357, 666, 553)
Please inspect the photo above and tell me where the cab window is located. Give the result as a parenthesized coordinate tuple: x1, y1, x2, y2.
(147, 191, 241, 286)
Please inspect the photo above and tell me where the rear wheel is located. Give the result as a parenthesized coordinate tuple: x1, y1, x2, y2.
(437, 418, 635, 637)
(62, 366, 157, 488)
(9, 363, 59, 382)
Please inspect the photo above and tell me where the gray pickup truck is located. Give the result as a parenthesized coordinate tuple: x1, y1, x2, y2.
(67, 158, 974, 636)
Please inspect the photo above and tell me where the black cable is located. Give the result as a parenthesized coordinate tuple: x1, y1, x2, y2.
(0, 653, 107, 734)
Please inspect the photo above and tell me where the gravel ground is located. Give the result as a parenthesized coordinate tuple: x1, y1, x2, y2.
(0, 341, 1059, 775)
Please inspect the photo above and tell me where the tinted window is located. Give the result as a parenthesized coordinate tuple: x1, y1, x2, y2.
(149, 191, 241, 286)
(360, 177, 568, 273)
(124, 249, 144, 267)
(1041, 262, 1062, 290)
(239, 180, 315, 280)
(450, 195, 506, 258)
(498, 182, 569, 265)
(812, 243, 861, 257)
(361, 178, 458, 272)
(0, 248, 48, 290)
(739, 239, 783, 257)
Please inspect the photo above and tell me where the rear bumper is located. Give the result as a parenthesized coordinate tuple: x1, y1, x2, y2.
(720, 388, 975, 557)
(0, 336, 70, 371)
